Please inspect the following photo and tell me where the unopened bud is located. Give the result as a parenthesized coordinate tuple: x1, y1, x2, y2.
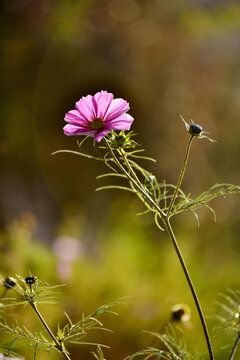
(189, 124, 202, 136)
(4, 277, 16, 289)
(171, 304, 191, 323)
(25, 276, 37, 285)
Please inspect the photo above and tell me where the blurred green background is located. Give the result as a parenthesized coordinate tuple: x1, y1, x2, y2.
(0, 0, 240, 359)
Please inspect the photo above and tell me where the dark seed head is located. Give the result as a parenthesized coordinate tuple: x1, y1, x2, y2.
(4, 276, 16, 289)
(171, 304, 191, 323)
(189, 124, 202, 136)
(171, 308, 185, 322)
(25, 276, 37, 285)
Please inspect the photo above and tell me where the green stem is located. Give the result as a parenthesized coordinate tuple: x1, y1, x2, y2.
(31, 303, 71, 360)
(167, 135, 194, 217)
(229, 333, 240, 360)
(104, 137, 214, 359)
(163, 219, 214, 360)
(164, 134, 214, 359)
(104, 139, 165, 218)
(120, 149, 144, 190)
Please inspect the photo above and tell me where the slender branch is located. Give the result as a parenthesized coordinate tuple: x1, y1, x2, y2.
(103, 139, 165, 218)
(30, 303, 58, 345)
(229, 333, 240, 360)
(120, 149, 144, 190)
(31, 303, 71, 360)
(163, 218, 214, 360)
(104, 137, 215, 359)
(163, 135, 214, 358)
(167, 135, 194, 217)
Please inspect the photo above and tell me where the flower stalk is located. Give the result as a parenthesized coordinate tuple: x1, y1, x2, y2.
(167, 135, 194, 217)
(103, 138, 165, 219)
(30, 303, 72, 360)
(104, 136, 214, 360)
(229, 333, 240, 360)
(164, 133, 214, 360)
(120, 148, 144, 191)
(163, 218, 214, 360)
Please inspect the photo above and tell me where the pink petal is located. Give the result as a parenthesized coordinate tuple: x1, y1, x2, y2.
(65, 110, 81, 120)
(93, 129, 111, 142)
(104, 98, 130, 121)
(75, 95, 96, 121)
(106, 113, 134, 130)
(93, 91, 114, 118)
(64, 110, 89, 126)
(63, 124, 94, 136)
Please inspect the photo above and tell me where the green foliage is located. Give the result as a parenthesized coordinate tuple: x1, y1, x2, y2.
(58, 300, 121, 346)
(62, 133, 239, 231)
(0, 275, 62, 307)
(171, 183, 240, 223)
(216, 289, 240, 334)
(52, 149, 106, 162)
(214, 290, 240, 360)
(56, 132, 239, 229)
(92, 346, 107, 360)
(126, 325, 197, 360)
(0, 275, 120, 359)
(0, 319, 53, 358)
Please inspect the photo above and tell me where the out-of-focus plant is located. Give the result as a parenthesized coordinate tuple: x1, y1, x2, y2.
(0, 275, 120, 359)
(215, 289, 240, 360)
(91, 325, 197, 360)
(54, 90, 240, 360)
(125, 324, 196, 360)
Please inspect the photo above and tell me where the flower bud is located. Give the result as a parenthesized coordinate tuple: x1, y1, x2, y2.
(180, 115, 216, 142)
(4, 277, 16, 289)
(25, 276, 37, 285)
(189, 124, 202, 136)
(107, 130, 137, 149)
(171, 303, 191, 322)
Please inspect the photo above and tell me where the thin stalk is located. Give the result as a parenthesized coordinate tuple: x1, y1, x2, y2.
(167, 135, 194, 217)
(120, 149, 144, 190)
(31, 303, 71, 360)
(163, 218, 214, 360)
(104, 139, 165, 218)
(229, 333, 240, 360)
(104, 137, 214, 359)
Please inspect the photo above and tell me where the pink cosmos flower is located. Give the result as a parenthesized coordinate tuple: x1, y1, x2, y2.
(63, 90, 134, 142)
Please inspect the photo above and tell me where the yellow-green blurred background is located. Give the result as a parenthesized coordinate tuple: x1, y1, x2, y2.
(0, 0, 240, 359)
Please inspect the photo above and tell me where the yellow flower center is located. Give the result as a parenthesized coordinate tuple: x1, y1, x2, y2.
(89, 118, 104, 130)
